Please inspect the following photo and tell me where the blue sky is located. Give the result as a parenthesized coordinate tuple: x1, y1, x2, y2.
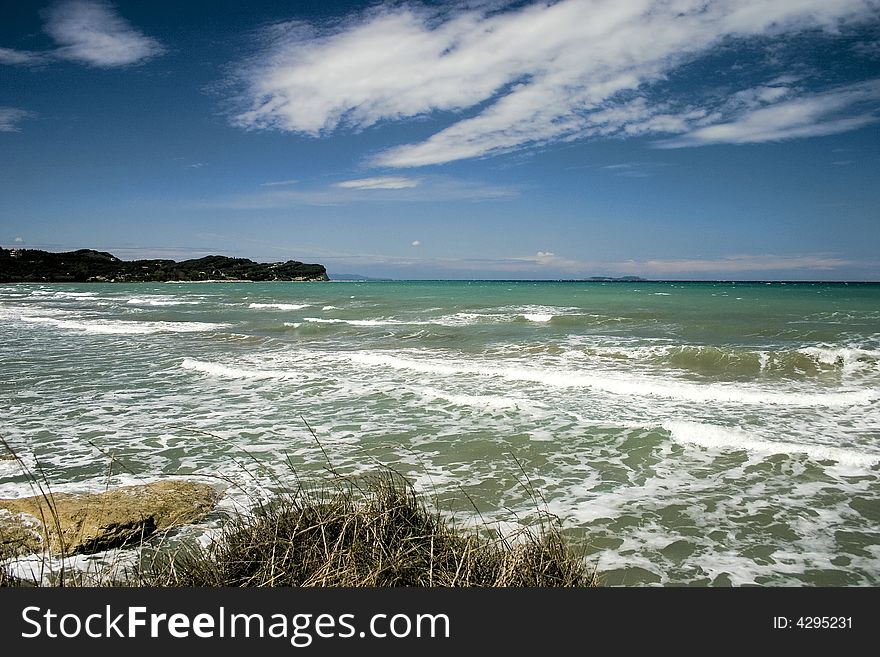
(1, 0, 879, 279)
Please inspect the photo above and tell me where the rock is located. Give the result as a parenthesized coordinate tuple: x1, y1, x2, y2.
(0, 510, 42, 560)
(0, 480, 219, 557)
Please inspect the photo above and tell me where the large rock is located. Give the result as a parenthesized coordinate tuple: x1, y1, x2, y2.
(0, 480, 219, 557)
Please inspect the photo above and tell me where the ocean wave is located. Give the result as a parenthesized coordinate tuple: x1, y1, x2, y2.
(302, 317, 410, 327)
(19, 315, 227, 334)
(180, 358, 292, 379)
(294, 309, 604, 328)
(126, 296, 201, 306)
(349, 352, 877, 407)
(248, 303, 310, 310)
(562, 343, 880, 378)
(35, 291, 99, 299)
(408, 385, 547, 415)
(0, 304, 71, 319)
(663, 420, 879, 468)
(798, 346, 880, 371)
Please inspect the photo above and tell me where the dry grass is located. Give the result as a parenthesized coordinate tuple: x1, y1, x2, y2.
(132, 471, 598, 588)
(1, 431, 598, 588)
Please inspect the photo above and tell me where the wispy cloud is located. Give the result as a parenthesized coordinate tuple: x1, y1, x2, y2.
(348, 251, 862, 279)
(609, 254, 854, 275)
(232, 0, 879, 167)
(657, 81, 880, 148)
(324, 251, 860, 278)
(43, 0, 165, 68)
(204, 175, 516, 208)
(0, 107, 34, 132)
(315, 252, 593, 276)
(260, 179, 300, 187)
(317, 252, 592, 277)
(336, 176, 420, 190)
(516, 250, 598, 272)
(600, 162, 665, 178)
(0, 47, 50, 66)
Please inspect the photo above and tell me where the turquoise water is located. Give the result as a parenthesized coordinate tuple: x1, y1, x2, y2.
(1, 280, 879, 585)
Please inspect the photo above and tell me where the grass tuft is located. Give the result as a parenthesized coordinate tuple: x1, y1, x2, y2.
(2, 431, 598, 588)
(133, 471, 598, 588)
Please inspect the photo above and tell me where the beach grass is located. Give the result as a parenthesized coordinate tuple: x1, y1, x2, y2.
(132, 470, 598, 587)
(0, 432, 598, 587)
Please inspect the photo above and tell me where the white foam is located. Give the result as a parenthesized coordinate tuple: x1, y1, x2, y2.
(523, 314, 553, 322)
(0, 305, 70, 320)
(799, 346, 880, 372)
(126, 296, 201, 306)
(181, 358, 291, 379)
(500, 304, 579, 314)
(284, 322, 303, 328)
(410, 386, 545, 415)
(429, 312, 509, 326)
(19, 316, 227, 334)
(48, 291, 99, 299)
(349, 352, 877, 407)
(664, 420, 880, 468)
(0, 453, 35, 478)
(248, 303, 310, 310)
(302, 317, 405, 327)
(322, 305, 339, 311)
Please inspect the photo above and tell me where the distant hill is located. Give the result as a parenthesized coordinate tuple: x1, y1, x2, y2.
(0, 248, 328, 283)
(328, 273, 390, 281)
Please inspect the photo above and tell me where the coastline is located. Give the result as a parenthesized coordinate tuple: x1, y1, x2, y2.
(0, 247, 329, 284)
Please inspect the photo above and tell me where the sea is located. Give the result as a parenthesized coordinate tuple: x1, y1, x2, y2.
(1, 280, 878, 586)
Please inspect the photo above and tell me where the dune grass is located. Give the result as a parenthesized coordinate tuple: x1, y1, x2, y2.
(133, 471, 598, 587)
(1, 431, 598, 588)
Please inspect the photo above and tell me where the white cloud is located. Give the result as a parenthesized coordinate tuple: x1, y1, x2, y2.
(336, 176, 420, 190)
(14, 237, 24, 243)
(339, 251, 856, 277)
(232, 0, 879, 167)
(261, 179, 300, 187)
(202, 175, 516, 208)
(610, 254, 853, 275)
(0, 107, 33, 132)
(254, 247, 867, 279)
(0, 47, 50, 66)
(657, 81, 880, 147)
(43, 0, 165, 68)
(411, 240, 422, 247)
(600, 161, 662, 177)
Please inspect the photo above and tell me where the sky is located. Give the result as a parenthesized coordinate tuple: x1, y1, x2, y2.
(1, 0, 879, 280)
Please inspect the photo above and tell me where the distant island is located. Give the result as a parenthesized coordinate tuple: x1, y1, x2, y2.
(0, 247, 328, 283)
(328, 273, 392, 281)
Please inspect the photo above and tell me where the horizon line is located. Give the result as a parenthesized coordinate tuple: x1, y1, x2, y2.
(4, 245, 877, 284)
